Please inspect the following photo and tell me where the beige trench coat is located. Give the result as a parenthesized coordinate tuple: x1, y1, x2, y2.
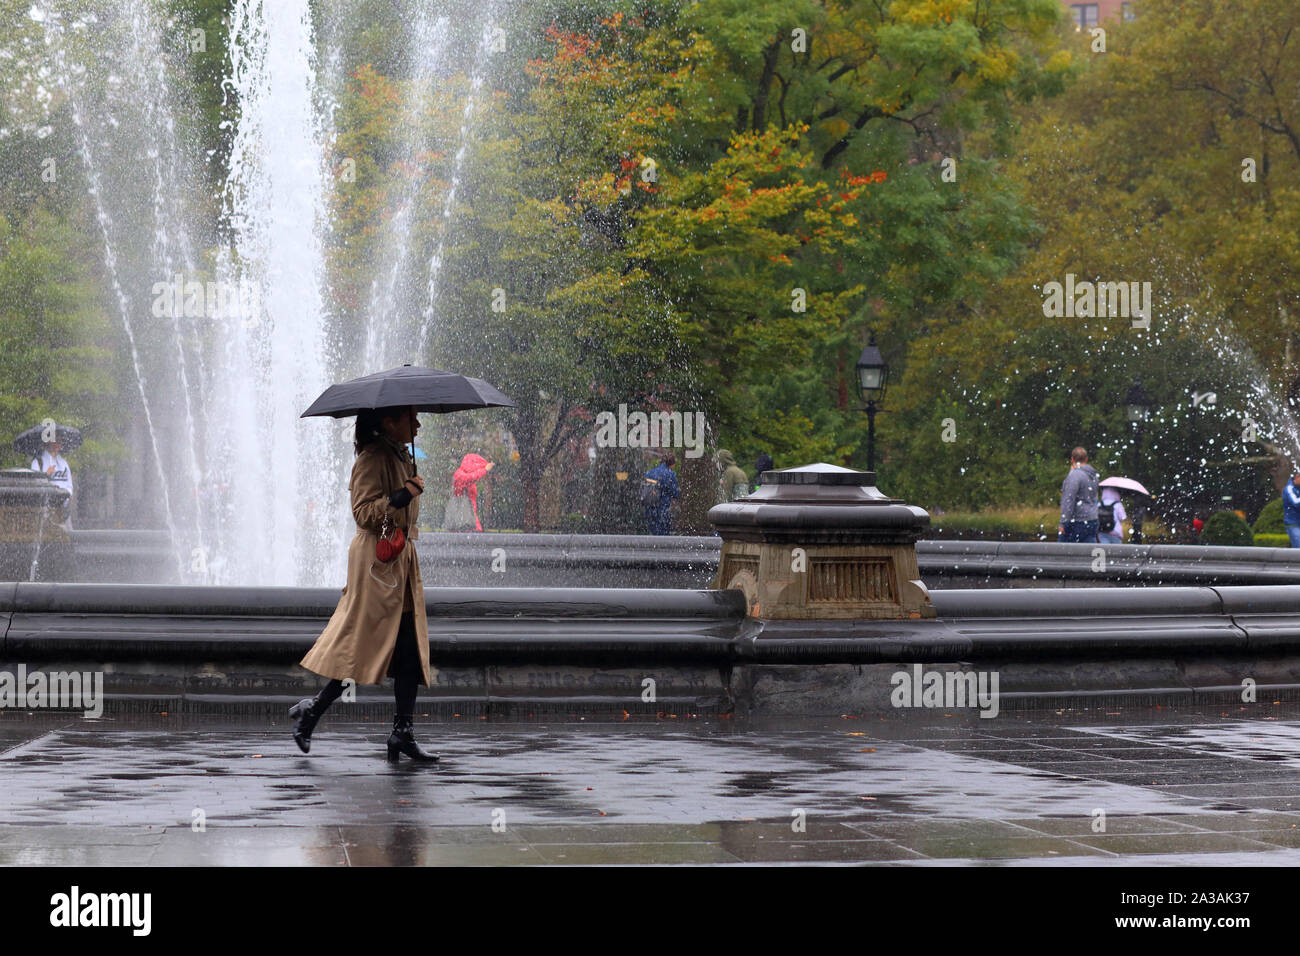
(300, 437, 431, 686)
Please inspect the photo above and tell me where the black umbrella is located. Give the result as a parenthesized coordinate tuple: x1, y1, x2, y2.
(300, 365, 514, 419)
(301, 365, 515, 474)
(13, 423, 83, 457)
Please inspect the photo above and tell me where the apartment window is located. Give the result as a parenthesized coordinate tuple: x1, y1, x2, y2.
(1071, 3, 1099, 29)
(1122, 2, 1137, 20)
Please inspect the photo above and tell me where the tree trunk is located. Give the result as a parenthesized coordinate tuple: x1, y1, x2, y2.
(1283, 298, 1292, 375)
(752, 41, 781, 132)
(519, 456, 542, 532)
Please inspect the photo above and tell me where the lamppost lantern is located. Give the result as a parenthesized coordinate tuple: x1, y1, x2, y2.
(855, 333, 889, 474)
(1125, 380, 1153, 423)
(856, 334, 889, 405)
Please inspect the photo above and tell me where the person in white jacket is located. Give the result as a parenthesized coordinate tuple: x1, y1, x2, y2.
(1098, 486, 1127, 544)
(30, 439, 73, 531)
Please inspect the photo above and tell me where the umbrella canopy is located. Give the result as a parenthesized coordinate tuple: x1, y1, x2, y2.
(300, 365, 514, 419)
(13, 424, 83, 457)
(1099, 476, 1152, 497)
(453, 454, 493, 494)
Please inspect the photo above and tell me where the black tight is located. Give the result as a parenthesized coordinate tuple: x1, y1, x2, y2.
(391, 611, 422, 718)
(314, 678, 347, 711)
(312, 612, 423, 718)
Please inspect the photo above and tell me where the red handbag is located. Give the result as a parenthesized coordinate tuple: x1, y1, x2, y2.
(376, 514, 406, 562)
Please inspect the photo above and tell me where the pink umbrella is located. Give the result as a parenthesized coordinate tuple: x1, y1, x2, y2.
(1099, 476, 1152, 497)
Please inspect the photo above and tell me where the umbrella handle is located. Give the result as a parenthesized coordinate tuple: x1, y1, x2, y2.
(409, 408, 418, 475)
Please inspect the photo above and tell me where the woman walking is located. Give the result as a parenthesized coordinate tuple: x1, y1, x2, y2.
(291, 404, 438, 762)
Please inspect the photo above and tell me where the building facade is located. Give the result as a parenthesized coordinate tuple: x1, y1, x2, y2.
(1065, 0, 1138, 29)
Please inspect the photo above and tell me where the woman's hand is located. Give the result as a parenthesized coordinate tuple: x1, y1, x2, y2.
(404, 476, 425, 496)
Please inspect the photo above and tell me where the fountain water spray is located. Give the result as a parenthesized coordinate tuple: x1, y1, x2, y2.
(417, 9, 500, 359)
(38, 0, 191, 581)
(363, 10, 452, 371)
(212, 0, 344, 586)
(33, 0, 501, 586)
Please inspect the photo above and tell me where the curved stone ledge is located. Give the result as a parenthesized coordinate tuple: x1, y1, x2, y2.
(4, 581, 1299, 714)
(3, 582, 1299, 665)
(0, 581, 742, 618)
(43, 531, 1300, 588)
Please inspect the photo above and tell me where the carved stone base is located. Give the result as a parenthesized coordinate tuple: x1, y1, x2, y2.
(708, 463, 935, 620)
(715, 540, 934, 619)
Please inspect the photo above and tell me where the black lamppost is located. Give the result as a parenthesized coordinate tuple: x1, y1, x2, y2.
(1125, 380, 1153, 543)
(856, 333, 889, 473)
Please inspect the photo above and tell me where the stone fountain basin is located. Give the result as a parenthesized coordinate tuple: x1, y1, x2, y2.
(2, 581, 1299, 716)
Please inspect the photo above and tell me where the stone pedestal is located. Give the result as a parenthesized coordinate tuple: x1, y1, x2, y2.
(708, 463, 935, 620)
(0, 468, 72, 581)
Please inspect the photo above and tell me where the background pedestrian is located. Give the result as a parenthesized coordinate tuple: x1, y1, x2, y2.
(642, 451, 679, 535)
(1058, 446, 1100, 543)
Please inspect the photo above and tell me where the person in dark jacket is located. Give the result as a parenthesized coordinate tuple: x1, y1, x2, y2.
(1058, 446, 1100, 543)
(753, 453, 774, 490)
(642, 452, 679, 535)
(1284, 474, 1300, 547)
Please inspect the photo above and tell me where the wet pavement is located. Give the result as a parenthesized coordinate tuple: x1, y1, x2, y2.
(4, 707, 1300, 865)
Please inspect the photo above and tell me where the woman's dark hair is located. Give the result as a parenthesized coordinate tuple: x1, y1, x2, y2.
(354, 406, 409, 455)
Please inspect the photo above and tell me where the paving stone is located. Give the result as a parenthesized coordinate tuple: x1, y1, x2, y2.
(156, 826, 343, 848)
(721, 840, 923, 863)
(0, 844, 159, 866)
(340, 824, 528, 845)
(1157, 782, 1300, 797)
(3, 711, 1300, 864)
(532, 843, 742, 864)
(148, 845, 349, 866)
(1066, 832, 1282, 854)
(906, 837, 1111, 860)
(1215, 796, 1300, 810)
(1167, 811, 1300, 832)
(1004, 815, 1206, 836)
(849, 818, 1046, 841)
(1226, 828, 1300, 848)
(888, 847, 1300, 867)
(0, 825, 165, 846)
(513, 823, 723, 844)
(346, 844, 547, 866)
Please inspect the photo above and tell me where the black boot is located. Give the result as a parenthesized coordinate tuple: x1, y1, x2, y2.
(289, 697, 326, 754)
(386, 716, 439, 763)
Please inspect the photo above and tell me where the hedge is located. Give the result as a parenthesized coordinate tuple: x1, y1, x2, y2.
(1202, 510, 1254, 546)
(929, 509, 1174, 542)
(1254, 498, 1285, 534)
(930, 511, 1059, 537)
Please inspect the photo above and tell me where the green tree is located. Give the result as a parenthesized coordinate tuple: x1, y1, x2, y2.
(0, 204, 123, 475)
(886, 0, 1300, 522)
